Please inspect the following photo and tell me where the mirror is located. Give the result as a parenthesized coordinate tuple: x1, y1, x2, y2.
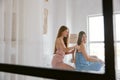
(0, 0, 105, 77)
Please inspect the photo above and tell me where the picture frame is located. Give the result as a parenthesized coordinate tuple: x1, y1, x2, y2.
(44, 0, 48, 2)
(43, 8, 48, 34)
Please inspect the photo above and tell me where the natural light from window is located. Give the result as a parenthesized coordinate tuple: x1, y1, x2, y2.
(88, 14, 120, 72)
(88, 16, 105, 61)
(116, 14, 120, 41)
(89, 16, 104, 42)
(115, 14, 120, 70)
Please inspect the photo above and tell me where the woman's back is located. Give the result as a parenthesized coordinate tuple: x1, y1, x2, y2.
(75, 31, 103, 71)
(75, 48, 103, 71)
(75, 52, 89, 66)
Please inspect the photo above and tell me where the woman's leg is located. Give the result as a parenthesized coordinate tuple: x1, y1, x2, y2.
(57, 63, 75, 70)
(81, 62, 103, 71)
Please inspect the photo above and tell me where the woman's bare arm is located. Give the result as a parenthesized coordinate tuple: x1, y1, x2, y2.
(71, 48, 76, 63)
(56, 38, 75, 53)
(81, 44, 100, 62)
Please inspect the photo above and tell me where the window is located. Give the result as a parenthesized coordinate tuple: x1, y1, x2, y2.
(88, 16, 105, 61)
(88, 14, 120, 79)
(114, 14, 120, 70)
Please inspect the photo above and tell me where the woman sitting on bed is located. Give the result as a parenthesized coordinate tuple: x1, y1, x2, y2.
(51, 25, 76, 70)
(74, 31, 104, 71)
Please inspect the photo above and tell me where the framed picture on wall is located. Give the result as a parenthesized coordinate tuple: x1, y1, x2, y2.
(69, 34, 78, 44)
(43, 8, 48, 34)
(44, 0, 48, 2)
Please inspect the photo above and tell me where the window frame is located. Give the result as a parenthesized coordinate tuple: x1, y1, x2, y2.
(0, 0, 116, 80)
(87, 15, 105, 61)
(114, 13, 120, 71)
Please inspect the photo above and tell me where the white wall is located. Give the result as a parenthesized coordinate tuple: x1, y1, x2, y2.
(113, 0, 120, 13)
(0, 0, 4, 64)
(23, 0, 43, 67)
(0, 1, 5, 80)
(71, 0, 120, 34)
(71, 0, 103, 34)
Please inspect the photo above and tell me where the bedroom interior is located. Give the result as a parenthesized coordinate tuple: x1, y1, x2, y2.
(0, 0, 119, 80)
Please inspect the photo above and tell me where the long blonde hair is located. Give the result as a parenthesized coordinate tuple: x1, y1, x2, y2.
(54, 25, 69, 54)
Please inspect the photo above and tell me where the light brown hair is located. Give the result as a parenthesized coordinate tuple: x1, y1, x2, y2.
(54, 25, 69, 54)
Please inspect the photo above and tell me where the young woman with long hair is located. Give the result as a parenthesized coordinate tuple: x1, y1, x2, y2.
(51, 25, 76, 70)
(75, 31, 104, 71)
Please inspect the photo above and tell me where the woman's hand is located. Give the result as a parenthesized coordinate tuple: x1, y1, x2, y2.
(90, 56, 98, 58)
(71, 58, 76, 63)
(98, 59, 104, 64)
(65, 49, 75, 55)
